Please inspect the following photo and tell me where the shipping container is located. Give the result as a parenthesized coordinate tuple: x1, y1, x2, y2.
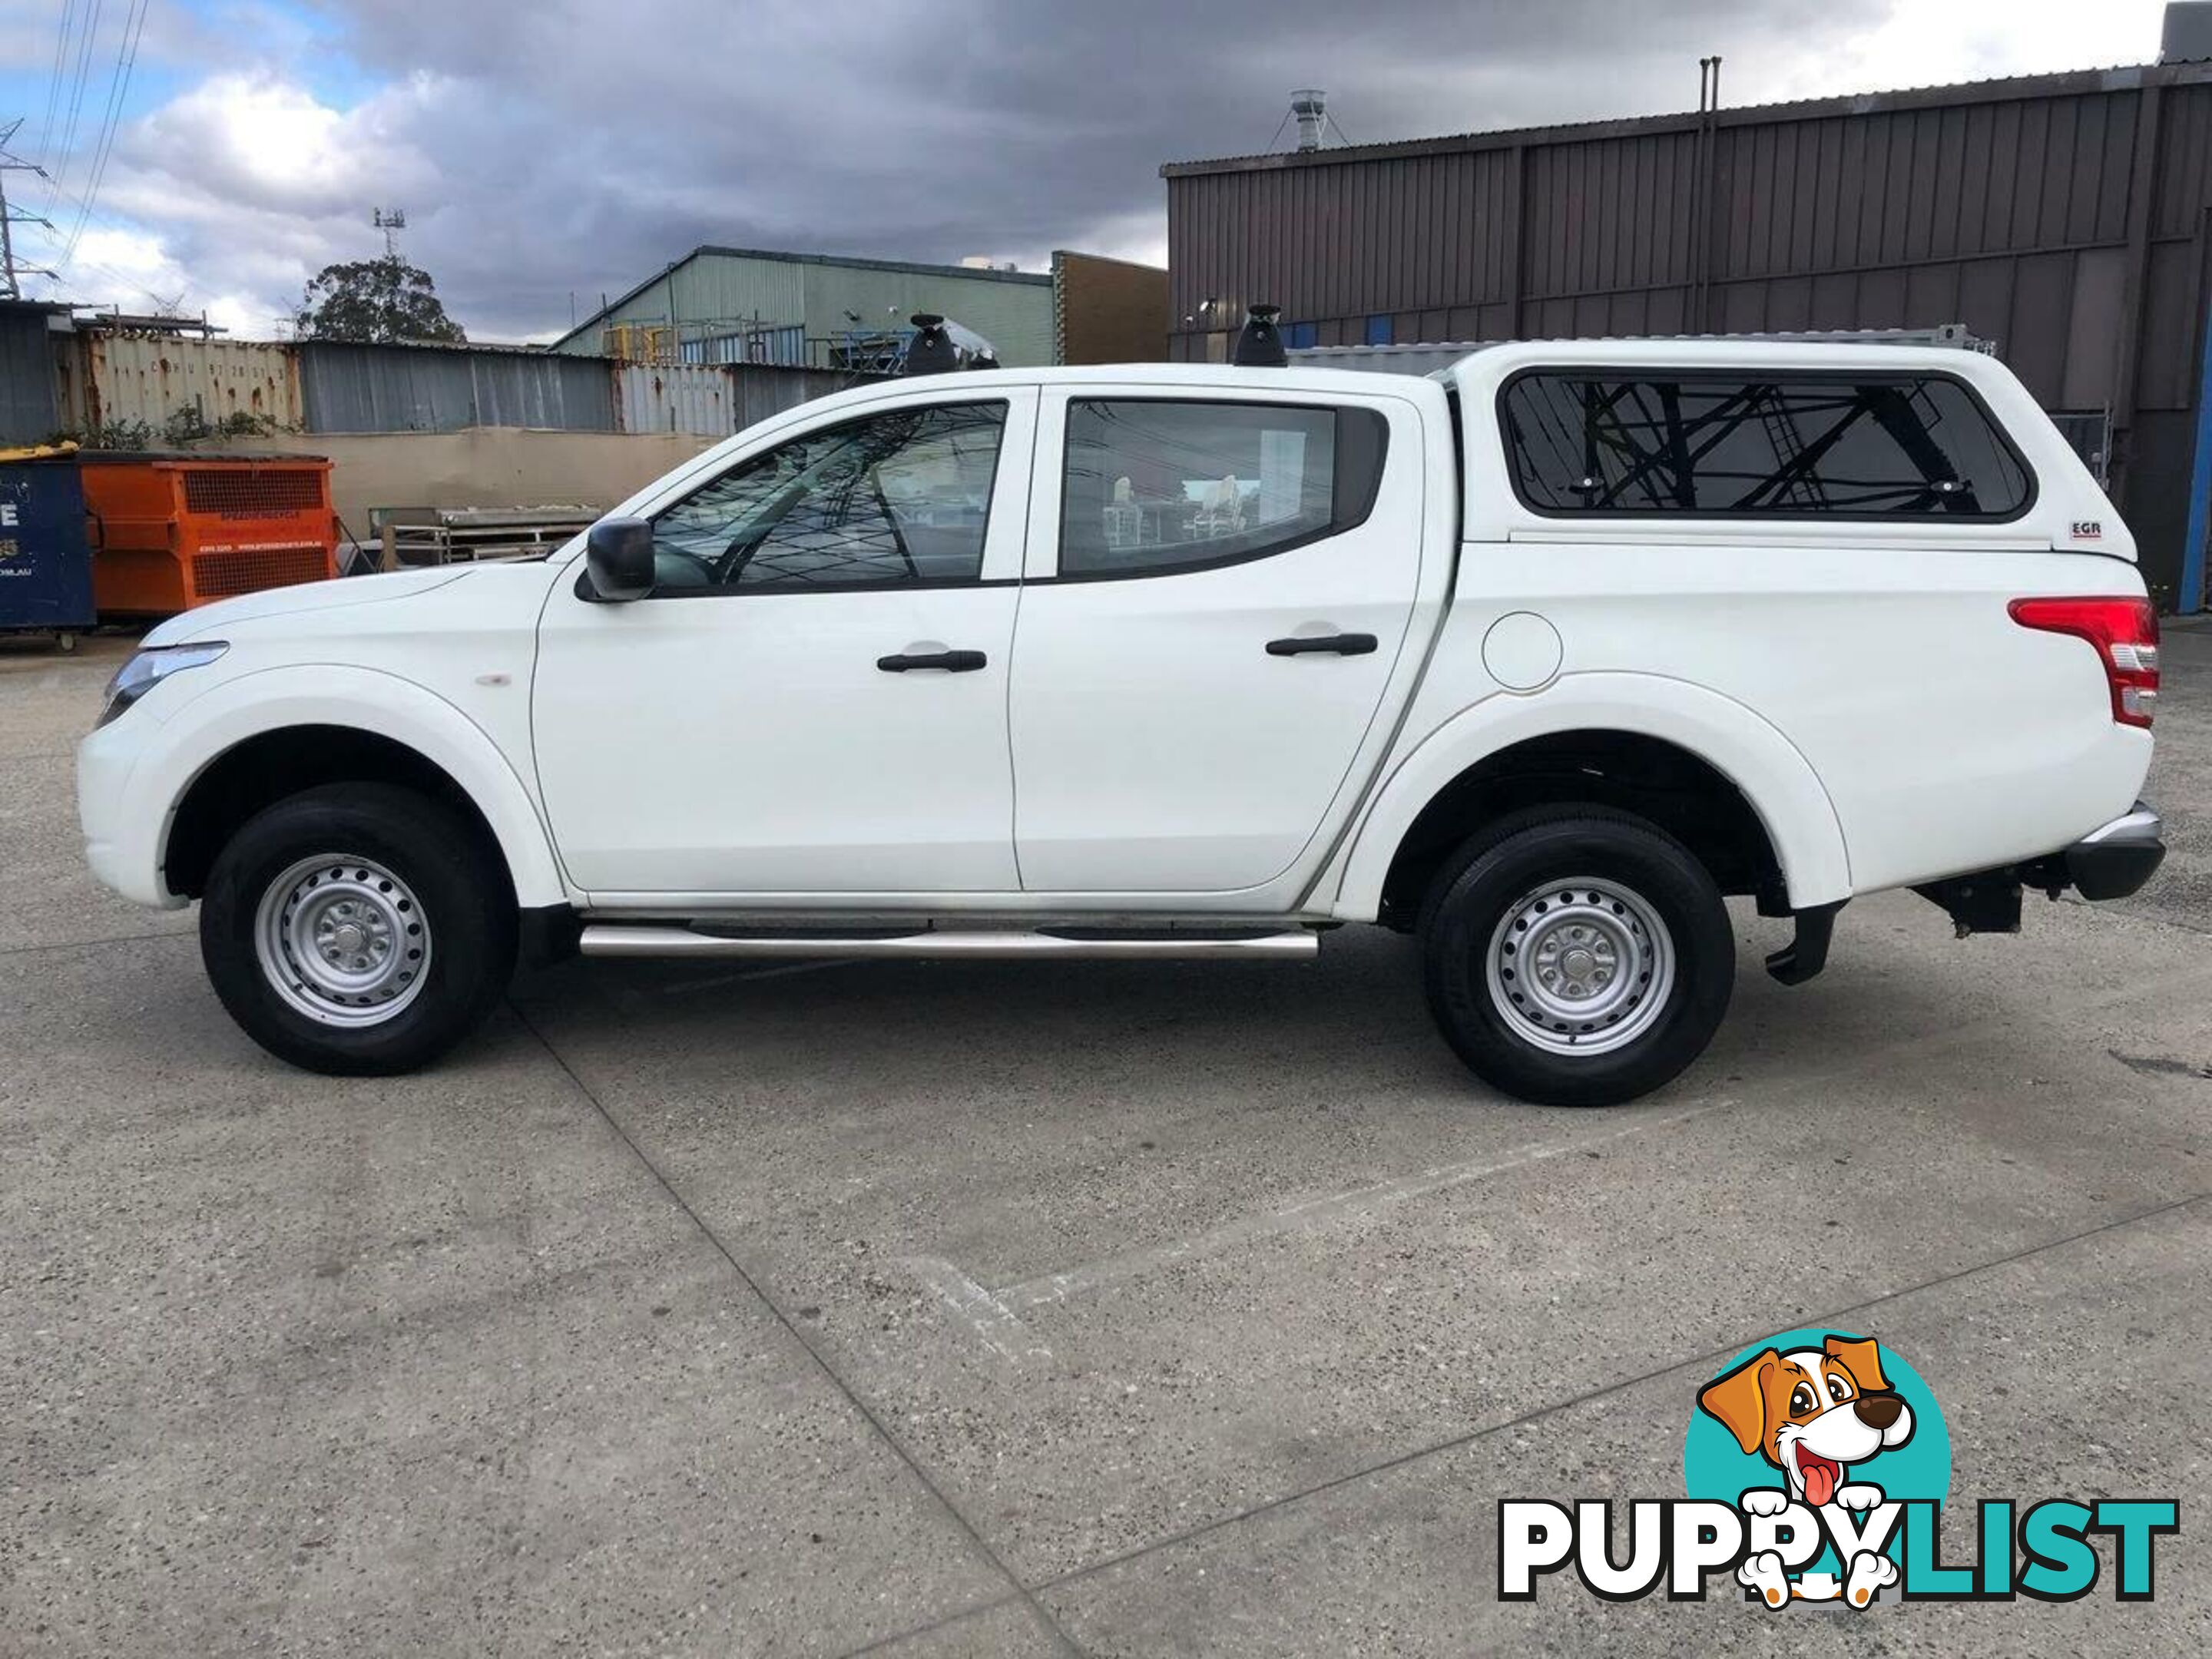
(56, 333, 303, 438)
(297, 343, 615, 434)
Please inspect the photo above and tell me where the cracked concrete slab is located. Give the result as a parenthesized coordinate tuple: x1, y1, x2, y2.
(5, 624, 2207, 1655)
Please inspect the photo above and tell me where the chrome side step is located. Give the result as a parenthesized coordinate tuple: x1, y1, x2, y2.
(576, 925, 1320, 962)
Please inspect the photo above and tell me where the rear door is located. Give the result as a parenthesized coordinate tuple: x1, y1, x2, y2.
(1008, 386, 1429, 895)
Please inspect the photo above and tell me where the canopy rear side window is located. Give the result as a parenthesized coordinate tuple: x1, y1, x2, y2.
(1500, 373, 2034, 520)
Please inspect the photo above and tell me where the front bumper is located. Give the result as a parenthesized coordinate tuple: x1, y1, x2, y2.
(2063, 801, 2166, 901)
(76, 716, 187, 910)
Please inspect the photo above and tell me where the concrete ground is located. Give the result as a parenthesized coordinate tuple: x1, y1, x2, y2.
(3, 623, 2208, 1657)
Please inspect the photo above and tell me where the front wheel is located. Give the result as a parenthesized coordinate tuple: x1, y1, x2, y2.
(200, 783, 517, 1075)
(1420, 806, 1734, 1107)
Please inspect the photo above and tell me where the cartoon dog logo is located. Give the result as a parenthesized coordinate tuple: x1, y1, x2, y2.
(1699, 1334, 1915, 1607)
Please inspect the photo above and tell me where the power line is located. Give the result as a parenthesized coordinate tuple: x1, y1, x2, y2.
(35, 0, 80, 171)
(61, 0, 150, 267)
(46, 0, 104, 212)
(47, 247, 184, 303)
(12, 147, 216, 316)
(33, 214, 214, 314)
(3, 170, 204, 314)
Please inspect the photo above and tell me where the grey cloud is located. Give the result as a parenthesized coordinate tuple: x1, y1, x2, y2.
(103, 0, 1892, 337)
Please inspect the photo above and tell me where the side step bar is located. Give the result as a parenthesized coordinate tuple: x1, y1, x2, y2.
(576, 925, 1321, 962)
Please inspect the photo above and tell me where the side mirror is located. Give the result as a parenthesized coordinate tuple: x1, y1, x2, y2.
(584, 518, 655, 602)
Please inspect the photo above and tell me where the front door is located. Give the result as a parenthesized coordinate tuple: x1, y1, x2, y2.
(533, 390, 1036, 898)
(1008, 388, 1427, 894)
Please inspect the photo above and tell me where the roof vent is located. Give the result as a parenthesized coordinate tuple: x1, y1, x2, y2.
(2162, 2, 2212, 61)
(1290, 89, 1329, 151)
(1233, 303, 1287, 368)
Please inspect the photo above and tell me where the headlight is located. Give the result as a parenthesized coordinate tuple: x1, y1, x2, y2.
(96, 642, 229, 728)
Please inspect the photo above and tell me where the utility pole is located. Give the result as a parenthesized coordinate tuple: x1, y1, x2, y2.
(0, 119, 58, 300)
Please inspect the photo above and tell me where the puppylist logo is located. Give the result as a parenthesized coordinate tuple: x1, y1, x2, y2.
(1499, 1329, 2176, 1608)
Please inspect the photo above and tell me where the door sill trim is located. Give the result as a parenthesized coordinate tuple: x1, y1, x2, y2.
(575, 924, 1321, 962)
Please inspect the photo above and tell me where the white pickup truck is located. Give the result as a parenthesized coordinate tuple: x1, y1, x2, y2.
(77, 339, 2164, 1105)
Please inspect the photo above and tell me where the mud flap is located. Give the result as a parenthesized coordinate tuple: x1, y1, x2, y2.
(1764, 900, 1845, 985)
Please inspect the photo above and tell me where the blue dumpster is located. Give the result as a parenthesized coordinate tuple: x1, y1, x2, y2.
(0, 449, 94, 651)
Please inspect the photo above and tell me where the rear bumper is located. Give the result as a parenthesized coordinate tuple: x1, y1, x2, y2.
(1916, 800, 2164, 932)
(2063, 801, 2165, 901)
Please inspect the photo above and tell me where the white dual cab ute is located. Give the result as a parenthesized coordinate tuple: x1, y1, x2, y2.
(78, 339, 2166, 1106)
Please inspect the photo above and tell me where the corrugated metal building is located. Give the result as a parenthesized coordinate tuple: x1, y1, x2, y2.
(0, 302, 67, 445)
(298, 341, 617, 434)
(35, 326, 866, 442)
(1051, 250, 1169, 363)
(552, 246, 1058, 369)
(1163, 57, 2212, 608)
(55, 333, 302, 435)
(612, 362, 856, 435)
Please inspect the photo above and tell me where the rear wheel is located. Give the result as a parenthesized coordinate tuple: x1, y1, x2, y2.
(1420, 806, 1734, 1106)
(200, 783, 516, 1075)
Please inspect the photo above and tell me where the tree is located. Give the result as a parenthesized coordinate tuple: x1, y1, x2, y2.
(296, 255, 466, 344)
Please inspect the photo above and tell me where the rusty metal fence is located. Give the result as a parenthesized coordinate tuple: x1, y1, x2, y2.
(46, 329, 868, 444)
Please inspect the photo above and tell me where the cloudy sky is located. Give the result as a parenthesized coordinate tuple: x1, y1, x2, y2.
(0, 0, 2177, 341)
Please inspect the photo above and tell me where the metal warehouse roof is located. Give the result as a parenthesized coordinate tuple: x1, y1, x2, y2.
(675, 246, 1048, 284)
(1161, 58, 2210, 176)
(555, 244, 1051, 352)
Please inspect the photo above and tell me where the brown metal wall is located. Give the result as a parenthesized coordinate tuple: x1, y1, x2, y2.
(1052, 251, 1171, 363)
(1166, 65, 2212, 604)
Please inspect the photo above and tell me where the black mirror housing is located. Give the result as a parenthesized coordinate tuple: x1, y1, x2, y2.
(585, 518, 655, 602)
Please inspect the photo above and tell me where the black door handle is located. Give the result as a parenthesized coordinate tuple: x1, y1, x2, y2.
(877, 649, 988, 673)
(1266, 632, 1378, 657)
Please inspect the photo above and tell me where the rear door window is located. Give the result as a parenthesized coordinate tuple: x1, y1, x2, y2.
(1500, 373, 2033, 519)
(1058, 399, 1389, 577)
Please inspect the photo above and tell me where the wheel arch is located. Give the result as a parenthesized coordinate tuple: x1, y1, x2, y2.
(1326, 675, 1853, 923)
(144, 667, 570, 909)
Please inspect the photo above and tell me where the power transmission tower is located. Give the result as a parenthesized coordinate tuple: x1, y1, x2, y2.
(0, 119, 58, 300)
(373, 207, 407, 258)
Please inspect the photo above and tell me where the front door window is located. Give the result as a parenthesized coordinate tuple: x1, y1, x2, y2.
(651, 402, 1007, 591)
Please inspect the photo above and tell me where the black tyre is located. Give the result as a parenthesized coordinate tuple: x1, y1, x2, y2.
(1419, 806, 1734, 1107)
(200, 783, 517, 1075)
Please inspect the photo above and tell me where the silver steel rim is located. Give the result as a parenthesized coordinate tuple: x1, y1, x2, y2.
(253, 854, 432, 1028)
(1484, 876, 1674, 1056)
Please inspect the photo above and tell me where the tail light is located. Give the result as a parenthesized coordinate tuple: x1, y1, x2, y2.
(2008, 595, 2159, 728)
